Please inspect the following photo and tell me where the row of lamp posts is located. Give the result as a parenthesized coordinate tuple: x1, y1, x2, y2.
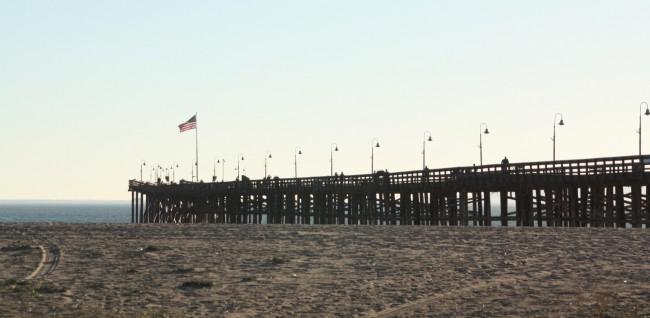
(144, 105, 650, 183)
(139, 161, 179, 183)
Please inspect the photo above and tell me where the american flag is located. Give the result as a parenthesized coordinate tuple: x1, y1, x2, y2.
(178, 115, 197, 132)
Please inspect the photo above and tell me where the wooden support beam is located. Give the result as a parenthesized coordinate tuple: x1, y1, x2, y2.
(338, 194, 346, 225)
(377, 192, 384, 225)
(615, 185, 625, 228)
(580, 187, 589, 227)
(287, 194, 296, 225)
(515, 189, 533, 227)
(131, 192, 135, 224)
(592, 186, 604, 228)
(139, 193, 144, 224)
(545, 189, 554, 227)
(439, 196, 447, 226)
(472, 192, 478, 226)
(351, 194, 359, 225)
(569, 187, 578, 227)
(358, 194, 365, 225)
(414, 192, 420, 226)
(421, 192, 428, 225)
(134, 192, 139, 224)
(387, 193, 395, 225)
(483, 191, 491, 226)
(515, 191, 522, 227)
(605, 186, 614, 227)
(303, 193, 311, 225)
(448, 193, 458, 226)
(536, 189, 543, 227)
(459, 192, 468, 226)
(631, 184, 642, 228)
(429, 192, 438, 226)
(645, 185, 650, 228)
(371, 192, 378, 225)
(500, 191, 508, 227)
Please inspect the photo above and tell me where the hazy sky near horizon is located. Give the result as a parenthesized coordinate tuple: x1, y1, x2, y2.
(2, 1, 650, 200)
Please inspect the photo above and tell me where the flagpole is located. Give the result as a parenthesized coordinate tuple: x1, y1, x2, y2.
(195, 113, 199, 182)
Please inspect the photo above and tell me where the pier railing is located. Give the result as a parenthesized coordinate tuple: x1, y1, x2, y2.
(130, 155, 650, 191)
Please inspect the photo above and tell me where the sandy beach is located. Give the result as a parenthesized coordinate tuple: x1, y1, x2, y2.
(0, 224, 648, 317)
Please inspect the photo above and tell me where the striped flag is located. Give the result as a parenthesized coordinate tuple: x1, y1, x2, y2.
(178, 115, 197, 133)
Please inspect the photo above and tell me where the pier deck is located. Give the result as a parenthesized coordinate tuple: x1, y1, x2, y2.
(129, 155, 650, 227)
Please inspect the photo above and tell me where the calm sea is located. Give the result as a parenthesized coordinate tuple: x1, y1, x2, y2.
(3, 201, 637, 228)
(0, 201, 130, 223)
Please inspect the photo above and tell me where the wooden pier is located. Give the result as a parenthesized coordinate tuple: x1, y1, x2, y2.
(129, 155, 650, 228)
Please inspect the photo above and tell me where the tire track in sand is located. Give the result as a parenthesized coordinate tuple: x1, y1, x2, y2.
(25, 241, 61, 280)
(369, 275, 526, 318)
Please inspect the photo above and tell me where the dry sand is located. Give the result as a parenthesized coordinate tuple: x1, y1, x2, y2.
(0, 224, 648, 317)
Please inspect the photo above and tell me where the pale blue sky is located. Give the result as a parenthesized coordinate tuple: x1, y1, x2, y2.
(1, 1, 650, 200)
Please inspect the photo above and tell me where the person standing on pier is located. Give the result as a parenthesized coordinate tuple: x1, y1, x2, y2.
(501, 157, 510, 174)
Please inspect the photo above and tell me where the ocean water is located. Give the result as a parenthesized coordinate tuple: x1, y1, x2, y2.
(0, 202, 130, 223)
(0, 201, 638, 228)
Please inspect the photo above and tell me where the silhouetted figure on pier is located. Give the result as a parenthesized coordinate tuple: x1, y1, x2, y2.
(501, 157, 510, 174)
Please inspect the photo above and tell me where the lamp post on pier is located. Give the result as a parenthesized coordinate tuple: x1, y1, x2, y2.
(422, 131, 433, 170)
(236, 154, 244, 180)
(264, 151, 272, 178)
(294, 147, 303, 178)
(479, 123, 490, 166)
(171, 163, 179, 183)
(217, 159, 225, 182)
(638, 102, 650, 155)
(157, 164, 163, 183)
(552, 113, 565, 162)
(330, 143, 339, 176)
(371, 138, 380, 174)
(212, 158, 219, 182)
(140, 161, 146, 181)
